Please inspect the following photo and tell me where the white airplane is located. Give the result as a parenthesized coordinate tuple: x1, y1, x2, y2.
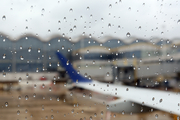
(56, 52, 180, 116)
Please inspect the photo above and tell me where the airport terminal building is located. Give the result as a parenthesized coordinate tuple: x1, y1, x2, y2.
(0, 35, 180, 85)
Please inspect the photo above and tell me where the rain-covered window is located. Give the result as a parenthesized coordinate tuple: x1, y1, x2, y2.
(0, 0, 180, 120)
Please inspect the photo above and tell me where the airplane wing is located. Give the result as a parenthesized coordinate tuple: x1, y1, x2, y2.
(56, 52, 180, 115)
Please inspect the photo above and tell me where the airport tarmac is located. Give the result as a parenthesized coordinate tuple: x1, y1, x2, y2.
(0, 82, 175, 120)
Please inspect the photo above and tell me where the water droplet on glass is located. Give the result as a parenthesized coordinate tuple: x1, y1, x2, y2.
(109, 4, 112, 8)
(126, 32, 131, 37)
(86, 7, 90, 10)
(28, 47, 31, 52)
(63, 17, 66, 22)
(147, 66, 149, 70)
(170, 57, 173, 61)
(83, 93, 86, 97)
(18, 96, 21, 100)
(106, 104, 109, 109)
(2, 54, 6, 59)
(50, 97, 52, 101)
(69, 28, 73, 33)
(17, 110, 20, 115)
(51, 115, 54, 119)
(18, 77, 22, 82)
(80, 109, 84, 113)
(108, 23, 111, 28)
(2, 39, 5, 42)
(71, 109, 74, 113)
(177, 19, 180, 24)
(70, 92, 73, 96)
(66, 61, 69, 65)
(42, 84, 45, 88)
(122, 111, 125, 115)
(138, 26, 141, 30)
(89, 34, 92, 38)
(5, 102, 8, 107)
(20, 56, 24, 60)
(62, 46, 64, 50)
(34, 84, 37, 88)
(89, 116, 93, 120)
(132, 102, 134, 106)
(36, 68, 39, 72)
(25, 26, 28, 30)
(68, 48, 70, 52)
(3, 72, 6, 77)
(69, 8, 73, 12)
(106, 72, 110, 76)
(73, 26, 76, 30)
(25, 109, 28, 113)
(90, 14, 93, 18)
(53, 80, 56, 85)
(38, 48, 41, 53)
(42, 105, 44, 111)
(33, 93, 36, 97)
(155, 114, 158, 119)
(101, 111, 103, 115)
(152, 97, 155, 101)
(79, 56, 82, 59)
(26, 73, 29, 78)
(2, 15, 6, 20)
(25, 95, 29, 100)
(49, 87, 52, 91)
(89, 94, 92, 99)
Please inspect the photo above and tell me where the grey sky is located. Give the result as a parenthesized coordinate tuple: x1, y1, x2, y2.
(0, 0, 180, 41)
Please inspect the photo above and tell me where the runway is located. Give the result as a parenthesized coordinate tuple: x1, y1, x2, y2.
(0, 82, 174, 120)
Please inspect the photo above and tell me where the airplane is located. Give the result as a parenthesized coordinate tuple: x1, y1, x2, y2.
(56, 52, 180, 116)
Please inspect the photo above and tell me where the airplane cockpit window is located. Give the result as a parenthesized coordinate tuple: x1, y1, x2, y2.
(0, 0, 180, 120)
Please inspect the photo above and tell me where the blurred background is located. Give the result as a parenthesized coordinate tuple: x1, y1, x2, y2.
(0, 0, 180, 120)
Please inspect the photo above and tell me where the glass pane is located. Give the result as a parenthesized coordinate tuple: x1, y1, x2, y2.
(0, 0, 180, 120)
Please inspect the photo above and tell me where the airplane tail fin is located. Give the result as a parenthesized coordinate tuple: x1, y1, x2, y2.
(56, 52, 91, 83)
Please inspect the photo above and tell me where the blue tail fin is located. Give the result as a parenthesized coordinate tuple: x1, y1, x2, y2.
(56, 52, 91, 83)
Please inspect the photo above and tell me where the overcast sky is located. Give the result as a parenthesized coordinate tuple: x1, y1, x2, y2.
(0, 0, 180, 41)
